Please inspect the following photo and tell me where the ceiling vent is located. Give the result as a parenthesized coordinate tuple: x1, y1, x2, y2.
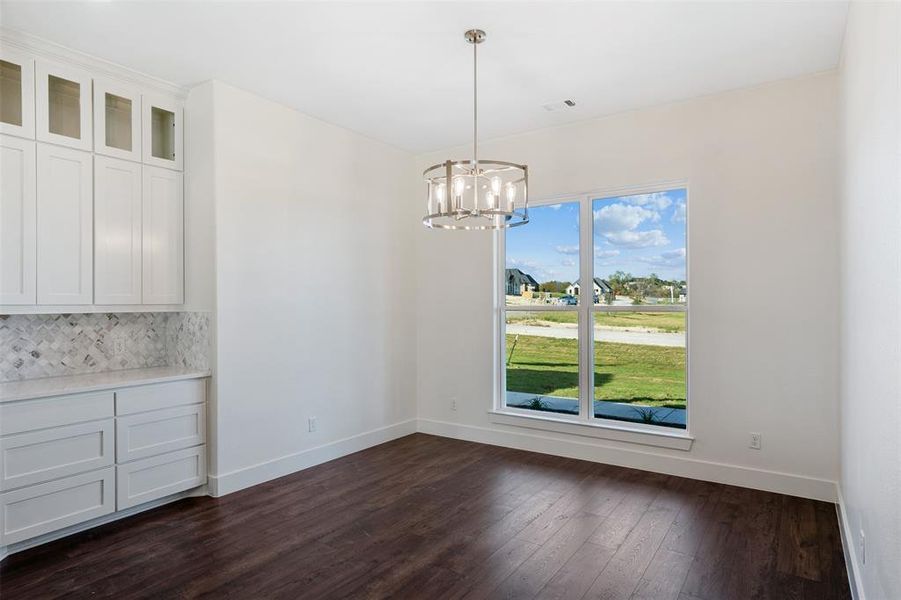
(542, 99, 577, 112)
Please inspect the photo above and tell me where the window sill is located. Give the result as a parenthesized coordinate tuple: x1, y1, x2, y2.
(489, 410, 694, 451)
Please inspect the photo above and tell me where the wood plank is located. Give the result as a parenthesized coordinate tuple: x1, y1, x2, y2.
(631, 548, 693, 600)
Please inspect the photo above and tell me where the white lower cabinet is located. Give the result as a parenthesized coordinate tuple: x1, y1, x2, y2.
(0, 467, 115, 545)
(116, 446, 206, 510)
(0, 376, 207, 549)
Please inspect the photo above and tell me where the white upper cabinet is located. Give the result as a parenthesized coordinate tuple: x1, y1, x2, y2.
(94, 156, 142, 304)
(142, 94, 183, 171)
(143, 166, 184, 304)
(0, 48, 35, 139)
(35, 60, 92, 151)
(36, 143, 93, 304)
(0, 135, 36, 304)
(93, 79, 141, 162)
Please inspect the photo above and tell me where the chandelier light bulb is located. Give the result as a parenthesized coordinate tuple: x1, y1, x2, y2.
(505, 182, 516, 210)
(435, 183, 446, 212)
(453, 176, 465, 198)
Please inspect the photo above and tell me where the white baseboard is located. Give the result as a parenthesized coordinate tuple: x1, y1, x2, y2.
(836, 486, 864, 600)
(417, 418, 838, 502)
(207, 419, 418, 497)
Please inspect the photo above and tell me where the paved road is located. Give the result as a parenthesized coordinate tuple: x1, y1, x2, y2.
(506, 324, 685, 347)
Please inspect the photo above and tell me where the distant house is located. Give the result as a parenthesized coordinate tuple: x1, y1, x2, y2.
(505, 269, 539, 296)
(566, 278, 613, 298)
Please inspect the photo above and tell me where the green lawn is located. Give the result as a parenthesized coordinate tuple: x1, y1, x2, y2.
(505, 334, 685, 408)
(505, 311, 685, 333)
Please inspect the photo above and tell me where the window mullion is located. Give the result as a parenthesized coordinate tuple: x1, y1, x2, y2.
(579, 195, 593, 422)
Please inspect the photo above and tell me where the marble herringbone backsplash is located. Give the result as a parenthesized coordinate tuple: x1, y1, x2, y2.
(0, 312, 211, 382)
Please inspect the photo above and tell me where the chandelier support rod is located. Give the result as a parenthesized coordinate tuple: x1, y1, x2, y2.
(473, 38, 478, 171)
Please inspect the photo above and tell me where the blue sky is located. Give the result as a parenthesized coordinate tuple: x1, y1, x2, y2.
(506, 188, 687, 283)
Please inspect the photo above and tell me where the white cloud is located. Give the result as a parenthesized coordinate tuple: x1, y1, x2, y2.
(549, 204, 563, 211)
(594, 203, 656, 234)
(661, 248, 686, 259)
(560, 258, 576, 267)
(554, 245, 579, 255)
(625, 192, 673, 210)
(594, 249, 620, 259)
(671, 201, 686, 224)
(605, 230, 669, 248)
(506, 258, 541, 272)
(637, 247, 686, 266)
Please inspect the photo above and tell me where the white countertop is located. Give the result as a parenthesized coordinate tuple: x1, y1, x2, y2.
(0, 366, 211, 403)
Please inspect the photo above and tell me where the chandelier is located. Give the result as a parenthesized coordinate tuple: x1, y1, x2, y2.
(422, 29, 529, 230)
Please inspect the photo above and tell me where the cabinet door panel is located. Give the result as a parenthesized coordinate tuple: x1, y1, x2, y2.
(0, 419, 114, 491)
(0, 391, 114, 436)
(35, 60, 92, 151)
(0, 48, 35, 139)
(0, 135, 36, 304)
(116, 403, 205, 463)
(0, 467, 114, 545)
(94, 156, 141, 304)
(36, 143, 92, 304)
(116, 446, 205, 510)
(93, 79, 141, 162)
(142, 166, 183, 304)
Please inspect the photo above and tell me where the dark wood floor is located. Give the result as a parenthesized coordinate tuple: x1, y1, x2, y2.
(0, 434, 849, 599)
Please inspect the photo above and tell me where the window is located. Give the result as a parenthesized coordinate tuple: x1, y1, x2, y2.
(499, 187, 687, 432)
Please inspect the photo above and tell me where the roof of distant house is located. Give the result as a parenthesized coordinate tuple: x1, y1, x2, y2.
(505, 268, 539, 287)
(570, 278, 613, 293)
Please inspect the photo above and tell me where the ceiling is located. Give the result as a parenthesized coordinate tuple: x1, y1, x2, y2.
(1, 1, 849, 153)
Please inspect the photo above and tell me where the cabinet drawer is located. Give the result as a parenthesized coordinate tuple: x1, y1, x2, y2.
(0, 391, 114, 435)
(116, 403, 205, 463)
(0, 467, 115, 545)
(1, 419, 114, 491)
(116, 446, 205, 510)
(115, 379, 205, 415)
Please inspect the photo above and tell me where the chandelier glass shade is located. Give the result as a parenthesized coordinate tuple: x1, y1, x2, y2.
(422, 29, 529, 230)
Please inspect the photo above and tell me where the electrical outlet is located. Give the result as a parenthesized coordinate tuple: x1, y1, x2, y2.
(308, 417, 318, 433)
(749, 432, 762, 450)
(451, 398, 457, 411)
(860, 530, 866, 565)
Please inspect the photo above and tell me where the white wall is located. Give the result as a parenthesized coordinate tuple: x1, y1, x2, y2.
(193, 81, 418, 491)
(839, 2, 901, 598)
(416, 72, 841, 500)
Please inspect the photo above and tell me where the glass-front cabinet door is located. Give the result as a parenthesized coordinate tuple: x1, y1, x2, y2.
(142, 94, 183, 171)
(93, 79, 141, 161)
(35, 60, 92, 151)
(0, 48, 35, 139)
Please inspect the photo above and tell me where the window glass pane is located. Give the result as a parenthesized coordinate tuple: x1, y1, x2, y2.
(505, 201, 579, 306)
(48, 75, 81, 139)
(105, 93, 132, 151)
(151, 106, 176, 160)
(593, 312, 686, 428)
(593, 189, 686, 306)
(0, 60, 23, 127)
(505, 311, 579, 415)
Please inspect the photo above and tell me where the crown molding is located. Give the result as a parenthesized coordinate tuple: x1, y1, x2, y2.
(1, 28, 187, 98)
